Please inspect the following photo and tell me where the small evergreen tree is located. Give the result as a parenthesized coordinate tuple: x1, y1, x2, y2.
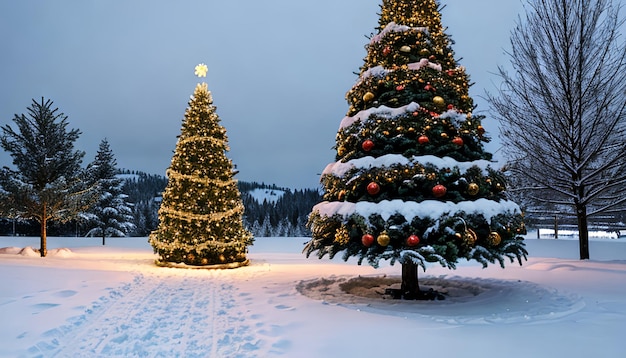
(305, 0, 527, 299)
(84, 139, 135, 244)
(0, 98, 96, 256)
(149, 64, 253, 267)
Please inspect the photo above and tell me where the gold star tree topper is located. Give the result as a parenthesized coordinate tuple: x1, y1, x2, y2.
(194, 63, 208, 77)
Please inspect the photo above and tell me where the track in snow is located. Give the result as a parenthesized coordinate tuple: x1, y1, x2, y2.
(28, 269, 272, 357)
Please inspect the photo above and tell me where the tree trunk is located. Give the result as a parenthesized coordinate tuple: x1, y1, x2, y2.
(401, 261, 420, 300)
(576, 203, 590, 260)
(40, 204, 47, 258)
(102, 233, 106, 246)
(554, 215, 558, 239)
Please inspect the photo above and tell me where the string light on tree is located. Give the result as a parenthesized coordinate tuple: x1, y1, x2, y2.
(149, 64, 253, 268)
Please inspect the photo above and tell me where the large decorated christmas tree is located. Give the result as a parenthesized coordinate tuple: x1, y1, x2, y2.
(149, 64, 253, 268)
(304, 0, 527, 299)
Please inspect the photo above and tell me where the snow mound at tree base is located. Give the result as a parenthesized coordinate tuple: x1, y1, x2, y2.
(154, 259, 250, 269)
(297, 275, 585, 325)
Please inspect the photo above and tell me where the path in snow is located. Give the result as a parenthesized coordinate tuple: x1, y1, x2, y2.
(28, 267, 288, 358)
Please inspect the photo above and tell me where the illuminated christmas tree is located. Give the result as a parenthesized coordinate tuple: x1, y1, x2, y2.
(305, 0, 527, 299)
(149, 64, 253, 268)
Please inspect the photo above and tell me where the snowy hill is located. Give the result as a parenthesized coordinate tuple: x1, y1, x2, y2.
(246, 188, 286, 204)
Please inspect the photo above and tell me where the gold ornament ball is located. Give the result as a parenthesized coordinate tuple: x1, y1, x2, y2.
(363, 92, 375, 102)
(488, 232, 502, 246)
(377, 232, 391, 246)
(467, 182, 480, 196)
(419, 48, 431, 57)
(201, 258, 209, 265)
(400, 45, 412, 53)
(465, 229, 478, 245)
(433, 96, 446, 108)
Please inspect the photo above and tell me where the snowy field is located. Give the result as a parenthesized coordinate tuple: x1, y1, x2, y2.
(0, 231, 624, 358)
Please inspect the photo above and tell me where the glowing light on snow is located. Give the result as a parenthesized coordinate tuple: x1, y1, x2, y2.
(194, 63, 208, 78)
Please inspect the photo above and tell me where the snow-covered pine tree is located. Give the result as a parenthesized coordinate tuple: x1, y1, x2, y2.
(305, 0, 527, 299)
(84, 138, 135, 245)
(149, 64, 253, 268)
(0, 97, 96, 257)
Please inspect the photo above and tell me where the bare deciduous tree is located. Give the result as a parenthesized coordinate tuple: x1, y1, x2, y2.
(488, 0, 626, 259)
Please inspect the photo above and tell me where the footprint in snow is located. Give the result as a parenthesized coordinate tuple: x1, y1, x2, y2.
(274, 304, 295, 311)
(31, 303, 60, 314)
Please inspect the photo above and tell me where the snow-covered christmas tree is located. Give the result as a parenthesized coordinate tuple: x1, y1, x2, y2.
(84, 138, 135, 245)
(304, 0, 527, 299)
(149, 64, 253, 268)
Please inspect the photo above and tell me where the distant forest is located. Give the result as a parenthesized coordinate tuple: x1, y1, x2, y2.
(0, 170, 321, 238)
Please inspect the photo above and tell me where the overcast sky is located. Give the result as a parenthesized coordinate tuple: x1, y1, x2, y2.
(1, 0, 526, 189)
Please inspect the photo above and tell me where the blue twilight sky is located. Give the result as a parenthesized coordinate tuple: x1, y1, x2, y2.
(0, 0, 526, 189)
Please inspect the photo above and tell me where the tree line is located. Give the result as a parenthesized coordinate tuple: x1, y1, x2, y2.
(0, 169, 321, 239)
(121, 174, 322, 238)
(239, 183, 322, 237)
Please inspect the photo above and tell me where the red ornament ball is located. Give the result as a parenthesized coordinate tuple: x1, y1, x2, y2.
(406, 234, 420, 246)
(447, 104, 454, 110)
(452, 137, 464, 147)
(362, 139, 374, 152)
(432, 184, 447, 198)
(367, 182, 381, 195)
(383, 46, 391, 56)
(418, 135, 430, 144)
(362, 234, 375, 247)
(396, 84, 405, 91)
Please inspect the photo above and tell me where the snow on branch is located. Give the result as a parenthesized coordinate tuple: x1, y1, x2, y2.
(322, 154, 494, 178)
(370, 22, 429, 44)
(312, 199, 521, 224)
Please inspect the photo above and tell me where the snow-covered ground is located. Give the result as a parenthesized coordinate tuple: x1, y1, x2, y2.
(0, 231, 624, 357)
